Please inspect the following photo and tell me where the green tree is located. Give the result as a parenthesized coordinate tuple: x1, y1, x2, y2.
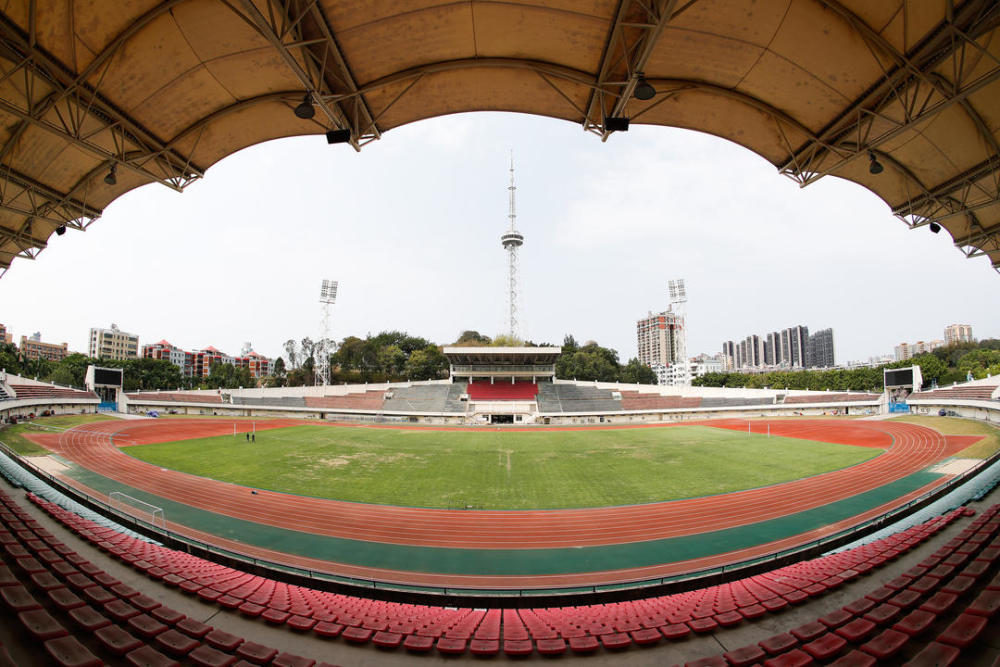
(377, 344, 407, 377)
(455, 330, 491, 346)
(404, 345, 449, 380)
(620, 358, 657, 384)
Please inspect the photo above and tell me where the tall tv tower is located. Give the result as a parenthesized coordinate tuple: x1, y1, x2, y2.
(501, 153, 524, 340)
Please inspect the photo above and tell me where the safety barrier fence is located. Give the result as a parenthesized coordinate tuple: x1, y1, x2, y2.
(0, 431, 998, 608)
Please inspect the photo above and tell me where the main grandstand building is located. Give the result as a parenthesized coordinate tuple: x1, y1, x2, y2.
(2, 1, 1000, 664)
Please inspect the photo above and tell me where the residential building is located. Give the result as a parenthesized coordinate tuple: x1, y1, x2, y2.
(636, 310, 683, 367)
(142, 340, 272, 380)
(944, 324, 974, 345)
(723, 324, 819, 371)
(806, 328, 835, 368)
(894, 339, 945, 361)
(0, 322, 11, 345)
(19, 332, 68, 362)
(89, 324, 139, 361)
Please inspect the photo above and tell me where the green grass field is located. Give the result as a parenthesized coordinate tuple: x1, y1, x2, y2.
(0, 414, 115, 456)
(124, 424, 881, 509)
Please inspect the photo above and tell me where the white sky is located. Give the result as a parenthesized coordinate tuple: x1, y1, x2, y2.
(2, 112, 998, 366)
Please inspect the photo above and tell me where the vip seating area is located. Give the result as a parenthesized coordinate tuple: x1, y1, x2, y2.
(783, 393, 883, 405)
(466, 381, 540, 402)
(126, 393, 223, 405)
(7, 385, 98, 401)
(2, 467, 999, 665)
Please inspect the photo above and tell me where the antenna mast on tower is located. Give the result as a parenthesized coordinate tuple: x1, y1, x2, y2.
(501, 152, 524, 340)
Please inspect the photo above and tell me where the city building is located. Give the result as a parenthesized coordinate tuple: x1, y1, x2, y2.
(19, 332, 68, 362)
(806, 328, 836, 368)
(944, 324, 974, 345)
(142, 340, 272, 380)
(89, 324, 139, 361)
(636, 310, 683, 367)
(722, 324, 821, 371)
(653, 354, 724, 386)
(0, 322, 11, 345)
(894, 339, 945, 361)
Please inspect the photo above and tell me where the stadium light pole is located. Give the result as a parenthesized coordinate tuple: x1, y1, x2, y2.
(317, 280, 338, 386)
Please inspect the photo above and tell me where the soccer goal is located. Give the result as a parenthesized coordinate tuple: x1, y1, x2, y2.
(109, 491, 166, 530)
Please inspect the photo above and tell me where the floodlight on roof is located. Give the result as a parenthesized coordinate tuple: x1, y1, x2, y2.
(634, 78, 656, 101)
(320, 279, 338, 304)
(104, 164, 117, 185)
(868, 151, 884, 175)
(929, 222, 941, 234)
(326, 128, 351, 144)
(604, 116, 629, 132)
(55, 225, 66, 236)
(294, 93, 315, 119)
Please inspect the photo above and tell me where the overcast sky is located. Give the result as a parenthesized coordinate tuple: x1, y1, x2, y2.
(2, 112, 998, 366)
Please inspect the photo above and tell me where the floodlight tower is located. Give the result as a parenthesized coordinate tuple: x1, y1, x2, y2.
(668, 279, 689, 386)
(316, 279, 338, 386)
(501, 153, 524, 339)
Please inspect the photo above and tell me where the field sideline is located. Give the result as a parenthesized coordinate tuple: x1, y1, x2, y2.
(123, 424, 881, 509)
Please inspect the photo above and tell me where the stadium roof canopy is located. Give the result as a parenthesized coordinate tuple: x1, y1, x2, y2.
(2, 1, 1000, 276)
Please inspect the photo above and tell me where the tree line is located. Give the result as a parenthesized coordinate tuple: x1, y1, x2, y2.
(1, 329, 661, 392)
(692, 339, 1000, 391)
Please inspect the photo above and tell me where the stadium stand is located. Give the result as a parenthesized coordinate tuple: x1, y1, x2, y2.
(443, 383, 468, 414)
(2, 483, 995, 663)
(700, 397, 776, 408)
(126, 392, 222, 404)
(783, 393, 882, 405)
(910, 384, 1000, 402)
(619, 391, 702, 410)
(381, 385, 453, 413)
(8, 384, 98, 401)
(536, 384, 623, 413)
(0, 386, 10, 402)
(230, 396, 307, 408)
(303, 391, 384, 410)
(466, 381, 539, 401)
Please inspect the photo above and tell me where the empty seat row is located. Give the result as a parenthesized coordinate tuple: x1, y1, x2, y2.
(679, 504, 1000, 667)
(17, 487, 977, 658)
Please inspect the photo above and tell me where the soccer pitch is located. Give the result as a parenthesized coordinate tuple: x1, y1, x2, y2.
(124, 424, 881, 509)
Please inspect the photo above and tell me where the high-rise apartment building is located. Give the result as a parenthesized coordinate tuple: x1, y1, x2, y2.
(89, 324, 139, 361)
(806, 328, 835, 368)
(637, 310, 683, 367)
(944, 324, 974, 345)
(0, 322, 11, 345)
(19, 333, 68, 362)
(722, 324, 827, 370)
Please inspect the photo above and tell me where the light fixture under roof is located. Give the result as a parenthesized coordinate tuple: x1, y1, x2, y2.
(294, 93, 315, 119)
(326, 128, 351, 144)
(104, 164, 117, 185)
(634, 78, 656, 101)
(868, 151, 884, 175)
(929, 222, 941, 234)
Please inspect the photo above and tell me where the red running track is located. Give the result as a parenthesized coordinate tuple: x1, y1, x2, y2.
(31, 418, 979, 587)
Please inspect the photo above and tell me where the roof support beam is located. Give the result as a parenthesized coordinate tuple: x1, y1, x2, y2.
(0, 11, 204, 190)
(582, 0, 680, 139)
(781, 0, 1000, 185)
(230, 0, 375, 150)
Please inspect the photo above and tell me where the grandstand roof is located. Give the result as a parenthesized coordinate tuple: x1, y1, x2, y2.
(444, 346, 562, 365)
(1, 2, 999, 276)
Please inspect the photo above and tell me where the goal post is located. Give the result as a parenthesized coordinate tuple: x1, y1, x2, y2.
(109, 491, 166, 530)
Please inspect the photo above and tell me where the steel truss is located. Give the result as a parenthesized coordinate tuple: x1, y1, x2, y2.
(230, 0, 379, 151)
(582, 0, 680, 139)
